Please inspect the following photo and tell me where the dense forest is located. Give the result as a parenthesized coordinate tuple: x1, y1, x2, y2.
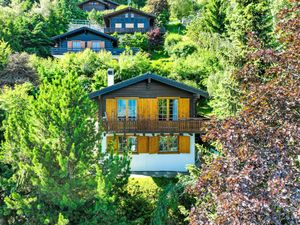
(0, 0, 299, 224)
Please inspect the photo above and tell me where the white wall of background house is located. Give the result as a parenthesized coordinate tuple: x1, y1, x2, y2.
(101, 134, 195, 172)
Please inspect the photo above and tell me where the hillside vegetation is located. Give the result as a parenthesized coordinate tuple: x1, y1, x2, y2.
(0, 0, 299, 224)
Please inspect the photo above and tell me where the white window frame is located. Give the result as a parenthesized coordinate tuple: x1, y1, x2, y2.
(137, 23, 144, 28)
(125, 13, 129, 18)
(115, 23, 122, 28)
(125, 23, 134, 28)
(159, 136, 179, 152)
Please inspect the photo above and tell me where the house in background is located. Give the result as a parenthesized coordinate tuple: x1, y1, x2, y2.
(89, 72, 209, 172)
(51, 26, 138, 57)
(103, 7, 156, 34)
(78, 0, 119, 12)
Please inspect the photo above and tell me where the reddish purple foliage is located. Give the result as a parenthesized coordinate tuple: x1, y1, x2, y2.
(188, 2, 300, 224)
(147, 28, 164, 50)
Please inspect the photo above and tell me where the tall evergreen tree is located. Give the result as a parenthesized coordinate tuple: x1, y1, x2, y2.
(1, 75, 130, 224)
(200, 0, 228, 35)
(227, 0, 274, 47)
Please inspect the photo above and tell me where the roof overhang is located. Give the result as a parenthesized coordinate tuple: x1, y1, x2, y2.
(89, 73, 209, 99)
(51, 27, 118, 44)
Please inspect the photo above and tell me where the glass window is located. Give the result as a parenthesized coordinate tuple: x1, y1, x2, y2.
(170, 99, 178, 121)
(158, 99, 178, 121)
(125, 13, 129, 18)
(137, 23, 144, 28)
(117, 99, 137, 121)
(117, 99, 126, 120)
(118, 136, 127, 152)
(128, 99, 137, 121)
(115, 23, 122, 28)
(92, 41, 100, 49)
(131, 13, 134, 18)
(118, 136, 137, 152)
(159, 136, 178, 152)
(72, 41, 81, 49)
(125, 23, 134, 28)
(128, 137, 137, 152)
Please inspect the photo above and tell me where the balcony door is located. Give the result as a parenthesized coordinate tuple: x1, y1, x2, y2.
(158, 98, 178, 121)
(117, 99, 137, 121)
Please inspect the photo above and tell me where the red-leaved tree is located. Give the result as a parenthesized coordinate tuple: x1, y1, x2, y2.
(188, 2, 300, 224)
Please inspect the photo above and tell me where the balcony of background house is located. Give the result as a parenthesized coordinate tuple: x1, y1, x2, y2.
(68, 19, 103, 32)
(104, 27, 166, 34)
(50, 47, 139, 56)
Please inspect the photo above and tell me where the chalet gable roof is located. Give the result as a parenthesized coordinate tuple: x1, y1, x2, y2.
(89, 73, 209, 99)
(104, 0, 120, 6)
(78, 0, 109, 7)
(103, 7, 156, 19)
(51, 27, 117, 43)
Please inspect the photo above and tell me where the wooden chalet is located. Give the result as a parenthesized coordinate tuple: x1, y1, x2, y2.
(89, 72, 209, 172)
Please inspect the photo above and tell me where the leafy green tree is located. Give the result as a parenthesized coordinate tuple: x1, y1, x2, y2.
(145, 0, 170, 26)
(1, 74, 131, 224)
(0, 41, 11, 71)
(120, 32, 149, 51)
(169, 0, 194, 21)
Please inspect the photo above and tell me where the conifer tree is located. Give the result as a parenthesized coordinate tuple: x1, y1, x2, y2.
(1, 75, 131, 224)
(227, 0, 274, 47)
(200, 0, 228, 35)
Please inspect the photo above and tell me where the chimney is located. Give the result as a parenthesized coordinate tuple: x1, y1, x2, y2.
(107, 68, 114, 86)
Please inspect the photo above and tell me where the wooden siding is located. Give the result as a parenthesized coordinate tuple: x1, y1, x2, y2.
(108, 12, 151, 30)
(101, 80, 194, 117)
(105, 97, 189, 121)
(55, 31, 115, 51)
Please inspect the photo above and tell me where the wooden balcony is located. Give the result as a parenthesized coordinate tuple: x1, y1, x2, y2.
(101, 118, 209, 134)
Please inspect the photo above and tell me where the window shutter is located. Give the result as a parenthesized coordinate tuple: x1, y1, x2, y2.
(100, 41, 105, 49)
(149, 98, 158, 120)
(149, 136, 159, 154)
(87, 41, 92, 48)
(107, 136, 118, 152)
(67, 41, 72, 49)
(137, 136, 148, 153)
(106, 98, 117, 120)
(179, 136, 190, 153)
(179, 98, 190, 119)
(81, 41, 85, 49)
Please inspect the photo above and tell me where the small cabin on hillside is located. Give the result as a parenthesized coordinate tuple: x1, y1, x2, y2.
(103, 7, 156, 34)
(89, 72, 209, 172)
(51, 27, 138, 57)
(78, 0, 119, 12)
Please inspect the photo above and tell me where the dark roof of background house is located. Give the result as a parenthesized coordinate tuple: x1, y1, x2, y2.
(78, 0, 109, 7)
(89, 72, 209, 99)
(103, 7, 156, 19)
(104, 0, 120, 6)
(51, 27, 118, 43)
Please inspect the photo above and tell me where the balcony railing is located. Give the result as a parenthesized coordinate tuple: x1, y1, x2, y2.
(103, 27, 166, 34)
(68, 20, 103, 32)
(50, 47, 139, 56)
(101, 118, 209, 134)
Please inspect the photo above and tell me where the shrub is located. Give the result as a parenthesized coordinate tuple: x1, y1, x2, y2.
(170, 41, 198, 58)
(147, 28, 164, 50)
(120, 32, 149, 51)
(164, 33, 182, 55)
